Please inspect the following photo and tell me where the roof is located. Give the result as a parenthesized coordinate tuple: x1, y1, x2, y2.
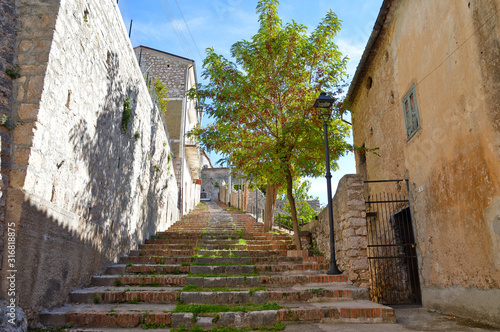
(345, 0, 393, 104)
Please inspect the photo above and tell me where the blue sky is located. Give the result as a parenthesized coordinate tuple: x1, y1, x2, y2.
(118, 0, 382, 205)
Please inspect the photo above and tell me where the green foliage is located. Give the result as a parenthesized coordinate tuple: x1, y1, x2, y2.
(141, 322, 170, 329)
(1, 115, 10, 128)
(134, 131, 141, 140)
(172, 302, 282, 317)
(154, 80, 168, 113)
(188, 0, 351, 245)
(277, 179, 318, 223)
(5, 65, 21, 79)
(93, 295, 100, 304)
(1, 114, 23, 130)
(121, 98, 132, 134)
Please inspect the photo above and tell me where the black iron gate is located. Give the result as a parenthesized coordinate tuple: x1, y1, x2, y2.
(365, 179, 421, 305)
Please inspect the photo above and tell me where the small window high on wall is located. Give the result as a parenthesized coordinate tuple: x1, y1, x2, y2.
(402, 85, 420, 140)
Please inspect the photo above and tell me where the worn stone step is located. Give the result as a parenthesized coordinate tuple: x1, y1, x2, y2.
(186, 274, 348, 288)
(69, 283, 367, 305)
(196, 249, 310, 257)
(40, 300, 394, 329)
(193, 256, 252, 265)
(91, 274, 348, 288)
(145, 238, 293, 245)
(69, 286, 182, 304)
(138, 243, 293, 251)
(119, 256, 193, 265)
(139, 244, 198, 250)
(189, 265, 256, 275)
(130, 249, 196, 257)
(199, 244, 294, 250)
(256, 262, 330, 273)
(110, 264, 256, 276)
(91, 275, 187, 287)
(121, 255, 311, 265)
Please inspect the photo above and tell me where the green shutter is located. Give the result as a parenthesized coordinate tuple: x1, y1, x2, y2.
(402, 85, 420, 140)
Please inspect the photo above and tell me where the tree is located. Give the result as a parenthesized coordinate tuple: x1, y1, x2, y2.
(278, 179, 318, 224)
(189, 0, 351, 249)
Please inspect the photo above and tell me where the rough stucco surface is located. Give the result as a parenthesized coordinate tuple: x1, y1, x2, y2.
(302, 174, 369, 289)
(350, 0, 500, 326)
(2, 0, 179, 321)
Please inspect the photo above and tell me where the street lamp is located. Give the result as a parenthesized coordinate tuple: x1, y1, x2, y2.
(314, 92, 341, 275)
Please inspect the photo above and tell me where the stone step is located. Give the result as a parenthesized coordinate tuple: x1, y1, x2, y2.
(68, 283, 368, 305)
(40, 301, 395, 329)
(39, 202, 395, 330)
(144, 239, 293, 245)
(154, 233, 290, 241)
(120, 255, 324, 265)
(195, 249, 310, 257)
(108, 261, 330, 276)
(90, 274, 348, 287)
(109, 264, 256, 276)
(256, 262, 330, 273)
(138, 243, 294, 251)
(129, 249, 196, 257)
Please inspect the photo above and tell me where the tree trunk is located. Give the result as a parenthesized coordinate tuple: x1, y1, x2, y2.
(263, 183, 278, 232)
(285, 167, 302, 250)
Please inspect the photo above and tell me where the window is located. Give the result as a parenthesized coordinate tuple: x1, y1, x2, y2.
(402, 85, 420, 140)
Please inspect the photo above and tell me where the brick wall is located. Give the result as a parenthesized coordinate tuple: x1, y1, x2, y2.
(302, 174, 369, 288)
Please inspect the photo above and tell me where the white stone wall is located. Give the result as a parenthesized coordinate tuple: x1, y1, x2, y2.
(6, 0, 179, 318)
(134, 47, 189, 99)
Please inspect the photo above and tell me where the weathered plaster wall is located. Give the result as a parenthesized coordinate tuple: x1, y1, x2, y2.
(0, 0, 16, 293)
(350, 0, 500, 325)
(2, 0, 179, 321)
(302, 174, 369, 288)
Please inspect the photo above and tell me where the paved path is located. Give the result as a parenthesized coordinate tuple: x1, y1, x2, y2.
(67, 306, 499, 332)
(59, 202, 498, 332)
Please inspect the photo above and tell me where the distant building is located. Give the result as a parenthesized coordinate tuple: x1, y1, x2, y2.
(134, 45, 202, 215)
(346, 0, 500, 326)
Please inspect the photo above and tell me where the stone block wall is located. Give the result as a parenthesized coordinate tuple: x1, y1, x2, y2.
(302, 174, 369, 288)
(134, 47, 190, 99)
(0, 0, 16, 292)
(1, 0, 179, 321)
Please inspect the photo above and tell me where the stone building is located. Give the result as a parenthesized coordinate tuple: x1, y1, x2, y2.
(346, 0, 500, 326)
(134, 45, 202, 216)
(0, 0, 202, 322)
(201, 167, 230, 202)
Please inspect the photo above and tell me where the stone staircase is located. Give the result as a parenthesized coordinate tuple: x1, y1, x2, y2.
(40, 201, 395, 330)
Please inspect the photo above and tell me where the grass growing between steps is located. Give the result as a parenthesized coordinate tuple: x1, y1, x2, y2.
(180, 284, 267, 293)
(181, 262, 253, 266)
(170, 321, 286, 332)
(172, 302, 283, 319)
(187, 273, 259, 278)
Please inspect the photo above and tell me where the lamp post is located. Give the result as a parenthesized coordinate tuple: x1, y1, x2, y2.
(314, 92, 341, 275)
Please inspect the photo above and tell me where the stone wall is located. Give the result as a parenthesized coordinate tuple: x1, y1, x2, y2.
(134, 46, 190, 99)
(348, 0, 500, 326)
(0, 0, 16, 294)
(302, 174, 369, 288)
(1, 0, 179, 321)
(201, 167, 229, 201)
